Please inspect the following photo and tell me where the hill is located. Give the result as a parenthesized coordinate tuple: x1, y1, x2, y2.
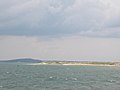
(0, 58, 42, 63)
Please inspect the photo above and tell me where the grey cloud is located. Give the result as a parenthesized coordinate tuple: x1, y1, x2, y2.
(0, 0, 120, 38)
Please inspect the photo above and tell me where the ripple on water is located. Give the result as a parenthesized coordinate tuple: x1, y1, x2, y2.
(6, 72, 10, 74)
(1, 64, 120, 90)
(0, 86, 3, 88)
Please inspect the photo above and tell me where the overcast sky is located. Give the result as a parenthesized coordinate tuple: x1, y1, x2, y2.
(0, 0, 120, 61)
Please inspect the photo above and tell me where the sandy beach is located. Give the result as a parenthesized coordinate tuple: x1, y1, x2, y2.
(27, 63, 118, 67)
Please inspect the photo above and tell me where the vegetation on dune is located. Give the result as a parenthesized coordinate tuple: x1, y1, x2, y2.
(41, 61, 120, 66)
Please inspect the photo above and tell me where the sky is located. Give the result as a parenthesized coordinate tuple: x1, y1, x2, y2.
(0, 0, 120, 61)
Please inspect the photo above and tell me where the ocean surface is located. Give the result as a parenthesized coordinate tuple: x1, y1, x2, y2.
(0, 63, 120, 90)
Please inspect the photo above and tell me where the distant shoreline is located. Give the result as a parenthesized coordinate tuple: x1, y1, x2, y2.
(0, 58, 120, 67)
(27, 62, 120, 67)
(61, 64, 117, 67)
(27, 64, 118, 67)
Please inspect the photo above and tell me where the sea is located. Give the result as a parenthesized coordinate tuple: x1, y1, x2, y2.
(0, 63, 120, 90)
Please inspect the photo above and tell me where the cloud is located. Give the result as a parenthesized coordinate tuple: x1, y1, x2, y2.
(0, 0, 120, 38)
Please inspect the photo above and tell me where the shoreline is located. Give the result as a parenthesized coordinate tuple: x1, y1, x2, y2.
(62, 64, 117, 67)
(27, 63, 119, 67)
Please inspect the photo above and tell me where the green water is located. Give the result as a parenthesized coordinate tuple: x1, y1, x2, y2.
(0, 63, 120, 90)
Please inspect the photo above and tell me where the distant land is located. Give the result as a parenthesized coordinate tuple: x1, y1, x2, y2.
(0, 58, 120, 66)
(0, 58, 42, 63)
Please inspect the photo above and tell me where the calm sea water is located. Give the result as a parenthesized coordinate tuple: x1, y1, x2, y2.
(0, 63, 120, 90)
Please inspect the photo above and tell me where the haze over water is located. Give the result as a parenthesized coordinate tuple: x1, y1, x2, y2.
(0, 63, 120, 90)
